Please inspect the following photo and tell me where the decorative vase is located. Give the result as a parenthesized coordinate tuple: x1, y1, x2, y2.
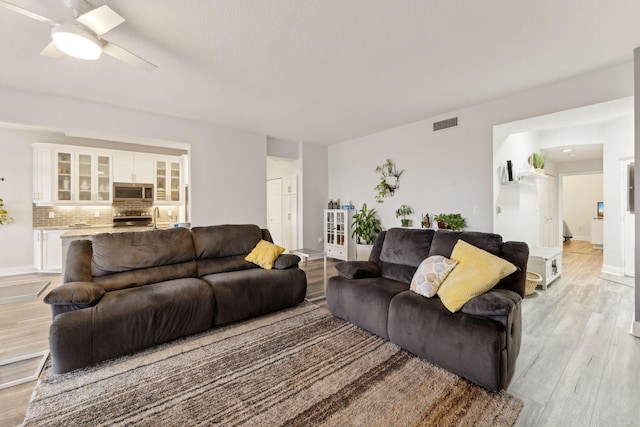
(355, 243, 374, 261)
(437, 221, 450, 230)
(401, 219, 409, 227)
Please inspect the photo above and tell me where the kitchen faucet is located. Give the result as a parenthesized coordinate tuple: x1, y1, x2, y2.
(153, 207, 159, 229)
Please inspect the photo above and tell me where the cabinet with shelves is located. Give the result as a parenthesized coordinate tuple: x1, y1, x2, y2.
(155, 158, 182, 203)
(324, 209, 353, 261)
(33, 145, 52, 205)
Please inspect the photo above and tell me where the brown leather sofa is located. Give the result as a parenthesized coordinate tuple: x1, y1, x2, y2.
(326, 228, 528, 391)
(44, 224, 307, 374)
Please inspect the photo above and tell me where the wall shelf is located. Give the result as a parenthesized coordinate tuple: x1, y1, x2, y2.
(502, 179, 534, 186)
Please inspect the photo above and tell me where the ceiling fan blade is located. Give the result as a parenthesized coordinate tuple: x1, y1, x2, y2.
(0, 0, 56, 25)
(76, 5, 125, 36)
(102, 41, 156, 72)
(40, 41, 64, 57)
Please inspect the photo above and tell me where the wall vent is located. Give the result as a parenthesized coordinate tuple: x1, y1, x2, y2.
(433, 117, 458, 132)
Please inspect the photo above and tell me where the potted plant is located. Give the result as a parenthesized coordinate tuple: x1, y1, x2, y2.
(529, 152, 545, 174)
(395, 204, 413, 227)
(374, 159, 404, 203)
(351, 203, 382, 260)
(433, 213, 466, 231)
(0, 198, 13, 225)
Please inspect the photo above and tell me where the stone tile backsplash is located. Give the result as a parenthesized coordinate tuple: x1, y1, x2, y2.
(33, 203, 180, 228)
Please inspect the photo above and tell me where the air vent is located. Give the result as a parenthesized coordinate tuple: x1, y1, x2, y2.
(433, 117, 458, 132)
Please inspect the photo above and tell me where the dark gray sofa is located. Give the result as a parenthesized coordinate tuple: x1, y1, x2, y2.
(326, 228, 528, 391)
(44, 224, 307, 374)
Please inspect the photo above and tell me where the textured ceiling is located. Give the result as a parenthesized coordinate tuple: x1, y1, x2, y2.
(1, 0, 640, 144)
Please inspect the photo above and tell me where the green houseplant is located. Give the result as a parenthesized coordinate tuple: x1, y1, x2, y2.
(0, 198, 13, 225)
(352, 203, 382, 261)
(433, 213, 466, 231)
(374, 159, 404, 203)
(395, 204, 413, 227)
(529, 152, 545, 173)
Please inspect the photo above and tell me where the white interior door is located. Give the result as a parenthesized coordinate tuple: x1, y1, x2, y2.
(283, 194, 298, 250)
(541, 175, 558, 247)
(266, 179, 283, 246)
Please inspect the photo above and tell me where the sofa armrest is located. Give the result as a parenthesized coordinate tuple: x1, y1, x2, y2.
(274, 254, 301, 269)
(335, 261, 381, 279)
(461, 288, 521, 327)
(44, 281, 105, 306)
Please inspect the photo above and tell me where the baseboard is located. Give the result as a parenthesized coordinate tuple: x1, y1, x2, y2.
(601, 265, 625, 276)
(631, 320, 640, 338)
(0, 265, 38, 277)
(571, 236, 590, 242)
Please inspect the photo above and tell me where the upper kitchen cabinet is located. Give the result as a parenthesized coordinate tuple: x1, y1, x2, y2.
(155, 158, 182, 203)
(33, 144, 112, 205)
(76, 152, 112, 202)
(33, 144, 53, 205)
(113, 154, 154, 183)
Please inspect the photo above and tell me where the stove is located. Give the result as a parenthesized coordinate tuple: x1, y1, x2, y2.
(113, 210, 153, 227)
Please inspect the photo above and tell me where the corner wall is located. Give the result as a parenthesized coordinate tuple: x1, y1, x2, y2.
(633, 48, 640, 336)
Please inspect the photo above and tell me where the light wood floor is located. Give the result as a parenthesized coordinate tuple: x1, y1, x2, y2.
(1, 246, 638, 427)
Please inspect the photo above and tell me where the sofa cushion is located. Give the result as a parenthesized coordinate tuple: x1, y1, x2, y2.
(274, 254, 301, 270)
(94, 262, 198, 292)
(245, 240, 285, 269)
(335, 261, 381, 279)
(429, 230, 503, 258)
(91, 228, 195, 277)
(191, 224, 263, 259)
(197, 256, 257, 277)
(379, 228, 434, 284)
(410, 255, 457, 298)
(437, 240, 517, 312)
(201, 268, 307, 325)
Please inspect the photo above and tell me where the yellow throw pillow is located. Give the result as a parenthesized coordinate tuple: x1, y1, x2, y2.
(245, 240, 285, 270)
(437, 240, 516, 313)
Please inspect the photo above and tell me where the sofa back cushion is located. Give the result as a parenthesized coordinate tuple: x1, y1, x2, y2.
(191, 224, 264, 275)
(428, 231, 503, 257)
(379, 228, 435, 284)
(90, 227, 197, 292)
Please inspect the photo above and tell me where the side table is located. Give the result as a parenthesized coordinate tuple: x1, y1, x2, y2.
(289, 248, 327, 302)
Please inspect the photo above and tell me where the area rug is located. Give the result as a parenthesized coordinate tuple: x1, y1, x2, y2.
(0, 280, 50, 304)
(23, 304, 522, 426)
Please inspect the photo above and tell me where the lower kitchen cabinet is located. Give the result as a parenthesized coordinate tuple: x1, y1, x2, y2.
(34, 229, 65, 272)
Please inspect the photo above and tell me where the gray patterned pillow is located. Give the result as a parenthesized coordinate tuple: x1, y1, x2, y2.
(410, 255, 458, 298)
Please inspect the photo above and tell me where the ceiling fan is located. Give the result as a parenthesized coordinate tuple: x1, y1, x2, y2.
(0, 0, 156, 71)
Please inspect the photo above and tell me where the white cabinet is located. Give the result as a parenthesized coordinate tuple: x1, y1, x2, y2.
(591, 218, 603, 249)
(155, 158, 182, 203)
(34, 229, 65, 272)
(33, 145, 53, 205)
(283, 175, 297, 195)
(324, 209, 353, 261)
(528, 246, 562, 290)
(75, 151, 112, 203)
(33, 144, 112, 204)
(113, 155, 154, 183)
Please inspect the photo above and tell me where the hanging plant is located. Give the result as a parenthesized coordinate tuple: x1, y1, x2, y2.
(374, 159, 404, 203)
(0, 198, 13, 225)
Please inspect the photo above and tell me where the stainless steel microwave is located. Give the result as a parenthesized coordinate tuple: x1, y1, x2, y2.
(113, 183, 154, 201)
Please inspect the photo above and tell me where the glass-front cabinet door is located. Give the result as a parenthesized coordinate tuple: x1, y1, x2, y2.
(156, 158, 181, 203)
(77, 153, 93, 201)
(56, 151, 72, 202)
(97, 155, 111, 201)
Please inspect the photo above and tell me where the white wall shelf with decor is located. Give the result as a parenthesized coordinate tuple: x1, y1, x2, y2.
(324, 209, 354, 261)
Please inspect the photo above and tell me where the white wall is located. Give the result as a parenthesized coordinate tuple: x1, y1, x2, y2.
(562, 174, 604, 241)
(331, 62, 633, 234)
(302, 143, 328, 250)
(0, 88, 268, 274)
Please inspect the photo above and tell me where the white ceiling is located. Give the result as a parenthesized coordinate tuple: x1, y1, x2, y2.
(1, 0, 640, 144)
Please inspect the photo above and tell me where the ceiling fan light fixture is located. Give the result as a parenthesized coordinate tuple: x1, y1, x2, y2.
(52, 23, 102, 60)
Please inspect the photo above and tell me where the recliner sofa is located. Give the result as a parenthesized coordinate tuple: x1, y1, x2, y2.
(44, 224, 307, 374)
(326, 228, 528, 391)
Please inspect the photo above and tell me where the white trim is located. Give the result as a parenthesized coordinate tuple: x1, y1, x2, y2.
(601, 264, 625, 276)
(0, 266, 38, 277)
